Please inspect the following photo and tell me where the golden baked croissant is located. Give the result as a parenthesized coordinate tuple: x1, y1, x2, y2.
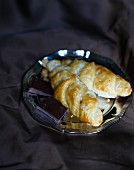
(41, 59, 132, 126)
(79, 62, 132, 98)
(54, 75, 103, 126)
(44, 59, 132, 98)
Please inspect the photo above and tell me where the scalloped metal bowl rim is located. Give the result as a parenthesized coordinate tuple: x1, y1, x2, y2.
(23, 49, 133, 134)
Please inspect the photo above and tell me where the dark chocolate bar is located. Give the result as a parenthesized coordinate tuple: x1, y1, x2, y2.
(39, 97, 67, 121)
(28, 77, 67, 125)
(28, 77, 53, 96)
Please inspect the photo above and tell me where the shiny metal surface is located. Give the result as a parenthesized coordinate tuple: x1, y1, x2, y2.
(23, 49, 132, 134)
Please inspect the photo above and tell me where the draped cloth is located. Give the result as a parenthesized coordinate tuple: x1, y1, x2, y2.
(0, 0, 134, 169)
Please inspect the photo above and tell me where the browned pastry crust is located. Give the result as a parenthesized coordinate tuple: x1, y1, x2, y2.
(115, 75, 132, 97)
(70, 59, 87, 74)
(46, 59, 61, 72)
(61, 59, 72, 65)
(93, 64, 116, 98)
(50, 70, 74, 89)
(79, 62, 96, 90)
(79, 94, 103, 126)
(49, 65, 71, 78)
(66, 82, 87, 117)
(79, 62, 132, 98)
(54, 75, 76, 108)
(54, 75, 103, 126)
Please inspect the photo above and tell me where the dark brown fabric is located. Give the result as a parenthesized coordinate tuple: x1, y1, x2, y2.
(0, 0, 134, 170)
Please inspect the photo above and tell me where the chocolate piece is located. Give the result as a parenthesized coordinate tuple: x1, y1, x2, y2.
(39, 97, 67, 121)
(28, 78, 67, 124)
(28, 77, 53, 96)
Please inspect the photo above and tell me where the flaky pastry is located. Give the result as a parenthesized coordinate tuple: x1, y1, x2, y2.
(41, 58, 132, 126)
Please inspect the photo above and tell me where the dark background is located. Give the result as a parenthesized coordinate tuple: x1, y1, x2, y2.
(0, 0, 134, 170)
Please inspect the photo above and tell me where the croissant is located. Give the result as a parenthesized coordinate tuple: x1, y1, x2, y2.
(79, 62, 132, 98)
(54, 75, 103, 126)
(41, 59, 132, 126)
